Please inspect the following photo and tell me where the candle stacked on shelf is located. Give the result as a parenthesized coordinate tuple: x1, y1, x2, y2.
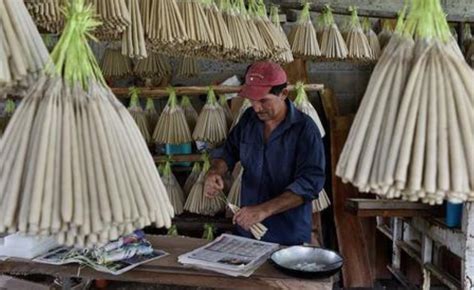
(336, 0, 474, 205)
(0, 0, 173, 247)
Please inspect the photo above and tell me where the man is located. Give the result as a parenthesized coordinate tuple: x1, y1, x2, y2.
(204, 61, 325, 245)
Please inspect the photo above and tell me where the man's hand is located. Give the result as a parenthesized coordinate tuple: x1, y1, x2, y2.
(233, 205, 269, 231)
(204, 170, 224, 198)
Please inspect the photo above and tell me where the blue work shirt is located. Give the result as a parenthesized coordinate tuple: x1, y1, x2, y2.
(213, 99, 325, 245)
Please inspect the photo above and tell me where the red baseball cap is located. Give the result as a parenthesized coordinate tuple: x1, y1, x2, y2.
(239, 61, 288, 101)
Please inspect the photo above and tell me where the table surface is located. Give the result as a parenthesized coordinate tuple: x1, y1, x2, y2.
(0, 235, 333, 290)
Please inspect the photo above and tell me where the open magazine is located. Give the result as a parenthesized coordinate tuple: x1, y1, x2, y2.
(178, 234, 279, 277)
(33, 232, 168, 275)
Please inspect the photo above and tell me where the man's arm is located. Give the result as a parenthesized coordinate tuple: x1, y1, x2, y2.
(204, 159, 229, 197)
(233, 192, 304, 231)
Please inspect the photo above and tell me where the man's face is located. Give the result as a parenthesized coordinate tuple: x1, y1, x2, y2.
(249, 92, 286, 121)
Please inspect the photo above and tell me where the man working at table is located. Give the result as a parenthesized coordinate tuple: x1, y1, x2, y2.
(204, 61, 325, 246)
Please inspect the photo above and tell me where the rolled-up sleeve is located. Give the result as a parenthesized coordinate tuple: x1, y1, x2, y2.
(285, 122, 325, 201)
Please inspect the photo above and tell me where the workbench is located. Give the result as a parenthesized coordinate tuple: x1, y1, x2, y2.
(0, 235, 333, 290)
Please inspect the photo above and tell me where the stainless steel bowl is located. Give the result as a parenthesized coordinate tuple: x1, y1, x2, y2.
(270, 246, 343, 279)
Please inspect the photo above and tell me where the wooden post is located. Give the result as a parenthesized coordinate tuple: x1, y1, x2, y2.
(462, 203, 474, 289)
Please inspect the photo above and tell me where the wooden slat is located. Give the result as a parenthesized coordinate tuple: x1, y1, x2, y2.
(387, 266, 418, 290)
(322, 88, 375, 287)
(279, 2, 474, 23)
(345, 199, 441, 217)
(425, 263, 462, 290)
(111, 84, 324, 98)
(377, 225, 393, 240)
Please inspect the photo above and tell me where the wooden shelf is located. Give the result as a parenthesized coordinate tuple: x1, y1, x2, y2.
(172, 213, 233, 233)
(345, 198, 441, 217)
(154, 154, 203, 163)
(111, 84, 324, 98)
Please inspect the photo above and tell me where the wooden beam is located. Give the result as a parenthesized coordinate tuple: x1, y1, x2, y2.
(425, 263, 462, 290)
(111, 84, 324, 98)
(279, 2, 474, 23)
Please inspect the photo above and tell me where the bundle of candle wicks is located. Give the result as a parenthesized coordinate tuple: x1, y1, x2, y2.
(336, 0, 474, 204)
(177, 57, 199, 78)
(193, 87, 228, 145)
(180, 95, 199, 132)
(318, 5, 348, 60)
(128, 87, 151, 143)
(184, 154, 226, 216)
(288, 2, 321, 59)
(100, 47, 133, 79)
(363, 17, 382, 60)
(202, 0, 234, 58)
(134, 53, 171, 80)
(345, 7, 372, 60)
(147, 0, 189, 56)
(177, 0, 215, 54)
(269, 5, 294, 63)
(184, 162, 202, 197)
(144, 97, 159, 137)
(0, 0, 173, 247)
(121, 0, 147, 59)
(153, 87, 192, 144)
(1, 0, 50, 96)
(161, 160, 185, 215)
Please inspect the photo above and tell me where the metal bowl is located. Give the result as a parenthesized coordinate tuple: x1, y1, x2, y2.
(270, 246, 343, 279)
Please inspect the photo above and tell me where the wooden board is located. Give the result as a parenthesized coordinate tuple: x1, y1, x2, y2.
(0, 236, 333, 290)
(321, 88, 375, 287)
(345, 199, 441, 217)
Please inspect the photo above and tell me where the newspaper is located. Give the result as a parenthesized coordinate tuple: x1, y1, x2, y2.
(34, 247, 168, 275)
(178, 234, 279, 277)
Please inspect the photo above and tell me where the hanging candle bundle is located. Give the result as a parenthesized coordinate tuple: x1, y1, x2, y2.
(319, 5, 348, 60)
(0, 0, 173, 247)
(144, 98, 159, 136)
(221, 0, 257, 61)
(269, 5, 294, 63)
(0, 99, 15, 137)
(134, 53, 171, 80)
(153, 87, 192, 144)
(203, 0, 234, 58)
(363, 17, 381, 60)
(25, 0, 64, 33)
(180, 95, 199, 132)
(148, 0, 189, 55)
(184, 162, 202, 196)
(345, 7, 372, 60)
(336, 0, 474, 204)
(161, 160, 185, 215)
(100, 47, 133, 79)
(1, 0, 50, 96)
(230, 98, 251, 129)
(177, 57, 199, 78)
(193, 87, 228, 145)
(128, 87, 151, 142)
(121, 0, 147, 59)
(177, 0, 215, 54)
(378, 19, 394, 51)
(293, 82, 325, 137)
(92, 0, 131, 40)
(218, 94, 233, 129)
(288, 2, 321, 59)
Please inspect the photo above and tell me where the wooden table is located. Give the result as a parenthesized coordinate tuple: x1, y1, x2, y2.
(0, 235, 333, 290)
